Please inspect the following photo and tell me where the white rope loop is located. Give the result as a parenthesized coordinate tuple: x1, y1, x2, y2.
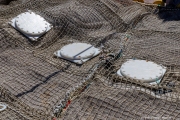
(0, 103, 7, 112)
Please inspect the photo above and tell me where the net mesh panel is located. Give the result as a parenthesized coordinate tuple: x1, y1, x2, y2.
(63, 80, 180, 120)
(98, 30, 180, 89)
(0, 0, 180, 119)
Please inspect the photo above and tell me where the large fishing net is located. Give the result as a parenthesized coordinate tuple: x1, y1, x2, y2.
(0, 0, 180, 120)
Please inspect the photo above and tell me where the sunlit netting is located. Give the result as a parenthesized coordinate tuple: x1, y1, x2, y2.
(98, 30, 180, 86)
(63, 80, 180, 120)
(1, 0, 180, 120)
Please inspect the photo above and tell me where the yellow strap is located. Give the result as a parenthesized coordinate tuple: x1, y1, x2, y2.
(153, 0, 164, 5)
(177, 4, 180, 8)
(133, 0, 163, 5)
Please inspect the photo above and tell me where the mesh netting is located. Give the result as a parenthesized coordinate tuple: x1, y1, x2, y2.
(63, 80, 180, 120)
(0, 0, 180, 120)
